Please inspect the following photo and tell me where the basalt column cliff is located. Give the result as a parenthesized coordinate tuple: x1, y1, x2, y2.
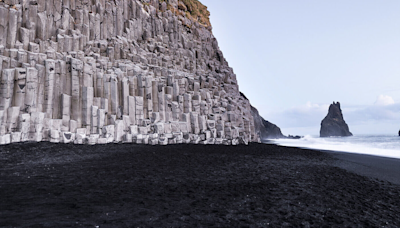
(0, 0, 261, 145)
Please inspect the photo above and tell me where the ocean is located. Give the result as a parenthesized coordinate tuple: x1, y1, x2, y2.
(268, 135, 400, 159)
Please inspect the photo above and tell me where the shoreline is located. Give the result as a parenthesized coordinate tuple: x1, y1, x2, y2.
(264, 139, 400, 159)
(1, 142, 400, 226)
(326, 150, 400, 185)
(264, 140, 400, 185)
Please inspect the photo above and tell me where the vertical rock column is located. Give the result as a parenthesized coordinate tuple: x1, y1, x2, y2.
(44, 59, 55, 118)
(28, 112, 44, 142)
(128, 96, 136, 125)
(0, 6, 9, 47)
(61, 94, 71, 132)
(35, 64, 45, 113)
(96, 71, 104, 98)
(110, 76, 119, 116)
(24, 67, 38, 113)
(6, 106, 20, 133)
(71, 58, 83, 127)
(158, 86, 165, 122)
(7, 8, 18, 49)
(183, 93, 192, 113)
(152, 81, 159, 112)
(90, 105, 98, 134)
(121, 77, 129, 116)
(135, 96, 144, 123)
(19, 113, 31, 142)
(0, 69, 15, 134)
(52, 61, 63, 119)
(13, 68, 26, 112)
(128, 76, 137, 97)
(0, 69, 15, 113)
(82, 87, 94, 127)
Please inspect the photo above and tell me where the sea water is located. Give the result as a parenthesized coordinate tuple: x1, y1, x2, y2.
(268, 135, 400, 159)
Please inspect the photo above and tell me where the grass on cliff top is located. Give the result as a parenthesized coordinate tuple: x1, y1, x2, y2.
(181, 0, 211, 28)
(166, 0, 211, 28)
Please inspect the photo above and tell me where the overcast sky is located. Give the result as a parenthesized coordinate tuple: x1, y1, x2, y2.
(200, 0, 400, 136)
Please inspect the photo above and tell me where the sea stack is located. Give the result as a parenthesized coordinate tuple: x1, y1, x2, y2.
(0, 0, 275, 145)
(320, 102, 352, 137)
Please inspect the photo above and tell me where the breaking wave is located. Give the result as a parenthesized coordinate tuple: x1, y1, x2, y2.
(269, 134, 400, 159)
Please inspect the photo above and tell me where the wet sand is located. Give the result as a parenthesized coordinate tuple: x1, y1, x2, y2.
(327, 151, 400, 186)
(1, 142, 400, 227)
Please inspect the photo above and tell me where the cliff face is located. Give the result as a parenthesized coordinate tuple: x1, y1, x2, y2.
(320, 102, 352, 137)
(0, 0, 260, 145)
(250, 105, 284, 139)
(238, 92, 284, 139)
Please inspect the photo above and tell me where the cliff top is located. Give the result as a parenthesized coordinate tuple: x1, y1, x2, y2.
(165, 0, 211, 28)
(327, 102, 343, 119)
(1, 0, 211, 29)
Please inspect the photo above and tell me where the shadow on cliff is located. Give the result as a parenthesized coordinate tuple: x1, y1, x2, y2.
(240, 93, 287, 139)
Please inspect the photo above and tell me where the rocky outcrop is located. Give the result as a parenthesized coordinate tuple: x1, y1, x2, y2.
(320, 102, 352, 137)
(0, 0, 258, 145)
(241, 91, 284, 139)
(250, 105, 284, 139)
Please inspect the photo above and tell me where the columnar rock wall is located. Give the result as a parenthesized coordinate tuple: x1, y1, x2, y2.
(0, 0, 258, 145)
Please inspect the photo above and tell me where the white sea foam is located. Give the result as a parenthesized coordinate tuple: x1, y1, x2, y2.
(269, 135, 400, 159)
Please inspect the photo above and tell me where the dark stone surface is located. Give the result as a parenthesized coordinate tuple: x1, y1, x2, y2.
(1, 4, 393, 226)
(320, 102, 353, 137)
(251, 105, 284, 139)
(327, 151, 400, 185)
(239, 92, 284, 139)
(1, 142, 400, 227)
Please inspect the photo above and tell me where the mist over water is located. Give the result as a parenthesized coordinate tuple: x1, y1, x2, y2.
(269, 135, 400, 159)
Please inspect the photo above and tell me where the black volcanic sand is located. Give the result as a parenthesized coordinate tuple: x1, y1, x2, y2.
(1, 143, 400, 227)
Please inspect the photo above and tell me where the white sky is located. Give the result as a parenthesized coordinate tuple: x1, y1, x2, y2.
(200, 0, 400, 136)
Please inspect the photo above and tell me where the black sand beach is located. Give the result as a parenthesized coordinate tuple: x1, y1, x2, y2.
(1, 142, 400, 227)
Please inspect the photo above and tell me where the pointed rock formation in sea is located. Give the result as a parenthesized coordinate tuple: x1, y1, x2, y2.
(320, 102, 352, 137)
(0, 0, 274, 145)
